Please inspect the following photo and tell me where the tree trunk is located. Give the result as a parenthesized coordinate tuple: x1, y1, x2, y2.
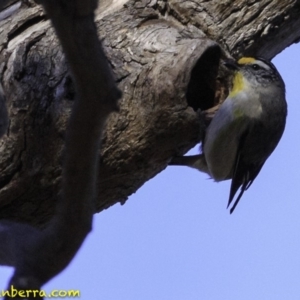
(0, 0, 299, 226)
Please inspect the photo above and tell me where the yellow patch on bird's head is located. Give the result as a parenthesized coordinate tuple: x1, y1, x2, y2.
(229, 72, 244, 97)
(238, 57, 256, 65)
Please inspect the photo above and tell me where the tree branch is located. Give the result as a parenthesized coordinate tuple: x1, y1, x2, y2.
(0, 0, 298, 225)
(0, 0, 121, 298)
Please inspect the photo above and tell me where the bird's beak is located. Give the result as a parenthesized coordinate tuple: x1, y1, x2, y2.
(223, 59, 239, 70)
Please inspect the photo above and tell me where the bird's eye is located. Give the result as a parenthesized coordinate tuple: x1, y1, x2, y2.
(252, 64, 260, 70)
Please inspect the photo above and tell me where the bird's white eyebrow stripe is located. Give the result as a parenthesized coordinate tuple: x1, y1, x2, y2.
(251, 60, 271, 70)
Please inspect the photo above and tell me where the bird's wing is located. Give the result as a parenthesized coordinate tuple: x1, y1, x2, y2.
(203, 99, 249, 181)
(227, 130, 264, 214)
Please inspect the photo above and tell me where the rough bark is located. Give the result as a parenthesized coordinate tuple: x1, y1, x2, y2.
(0, 0, 299, 226)
(0, 0, 121, 297)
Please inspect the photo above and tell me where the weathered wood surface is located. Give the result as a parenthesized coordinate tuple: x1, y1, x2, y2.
(0, 0, 122, 294)
(0, 0, 299, 225)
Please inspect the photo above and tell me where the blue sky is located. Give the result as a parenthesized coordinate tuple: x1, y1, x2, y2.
(0, 43, 299, 299)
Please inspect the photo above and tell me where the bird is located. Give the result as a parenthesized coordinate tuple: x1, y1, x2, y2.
(170, 57, 287, 213)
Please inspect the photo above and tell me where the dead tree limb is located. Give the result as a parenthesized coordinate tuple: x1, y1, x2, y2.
(0, 0, 121, 297)
(0, 0, 299, 225)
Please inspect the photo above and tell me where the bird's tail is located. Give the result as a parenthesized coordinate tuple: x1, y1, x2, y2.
(169, 154, 210, 175)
